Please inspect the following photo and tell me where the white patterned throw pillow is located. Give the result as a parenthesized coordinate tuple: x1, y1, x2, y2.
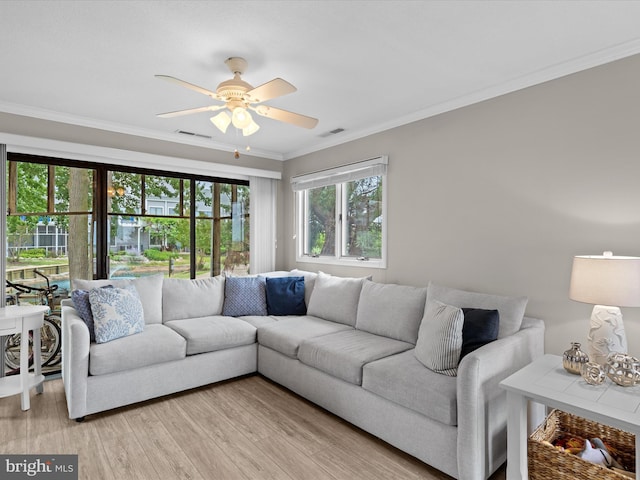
(89, 285, 144, 343)
(414, 299, 464, 376)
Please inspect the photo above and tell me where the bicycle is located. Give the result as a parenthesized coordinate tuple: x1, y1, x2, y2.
(4, 270, 63, 375)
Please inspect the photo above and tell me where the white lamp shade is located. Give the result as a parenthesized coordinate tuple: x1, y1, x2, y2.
(242, 119, 260, 136)
(210, 112, 231, 133)
(231, 107, 252, 129)
(569, 254, 640, 307)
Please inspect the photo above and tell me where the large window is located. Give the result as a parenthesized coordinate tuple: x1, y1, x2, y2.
(5, 154, 250, 294)
(293, 156, 387, 268)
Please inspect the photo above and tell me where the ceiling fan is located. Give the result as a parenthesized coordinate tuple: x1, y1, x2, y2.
(156, 57, 318, 137)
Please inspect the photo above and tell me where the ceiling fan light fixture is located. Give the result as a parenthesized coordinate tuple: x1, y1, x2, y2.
(231, 107, 252, 129)
(210, 111, 231, 133)
(242, 119, 260, 136)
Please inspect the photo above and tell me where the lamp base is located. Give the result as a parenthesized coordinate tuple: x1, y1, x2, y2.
(587, 305, 628, 366)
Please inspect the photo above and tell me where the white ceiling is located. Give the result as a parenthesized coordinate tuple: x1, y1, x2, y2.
(2, 1, 640, 161)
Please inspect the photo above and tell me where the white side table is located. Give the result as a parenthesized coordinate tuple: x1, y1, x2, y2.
(500, 354, 640, 480)
(0, 305, 49, 410)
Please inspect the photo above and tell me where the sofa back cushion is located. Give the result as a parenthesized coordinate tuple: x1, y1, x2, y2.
(306, 272, 366, 326)
(427, 282, 527, 339)
(73, 274, 163, 325)
(162, 276, 225, 321)
(355, 280, 427, 344)
(289, 269, 317, 307)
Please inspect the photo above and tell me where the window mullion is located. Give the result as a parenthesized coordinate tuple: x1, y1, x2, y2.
(337, 184, 344, 261)
(300, 191, 307, 256)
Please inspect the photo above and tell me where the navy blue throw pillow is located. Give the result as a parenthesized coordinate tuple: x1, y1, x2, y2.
(460, 308, 500, 360)
(265, 276, 306, 316)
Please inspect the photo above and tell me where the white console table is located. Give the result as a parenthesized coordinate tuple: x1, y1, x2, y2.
(500, 354, 640, 480)
(0, 305, 49, 410)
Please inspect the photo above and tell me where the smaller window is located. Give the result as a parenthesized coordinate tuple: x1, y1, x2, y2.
(292, 156, 387, 268)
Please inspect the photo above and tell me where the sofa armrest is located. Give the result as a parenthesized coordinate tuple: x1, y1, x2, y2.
(456, 316, 544, 480)
(61, 305, 90, 419)
(60, 298, 75, 308)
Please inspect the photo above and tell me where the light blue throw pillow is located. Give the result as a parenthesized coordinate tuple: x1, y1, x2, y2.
(89, 285, 144, 343)
(71, 285, 113, 342)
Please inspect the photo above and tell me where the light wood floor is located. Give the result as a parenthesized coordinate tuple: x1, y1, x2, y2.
(0, 374, 506, 479)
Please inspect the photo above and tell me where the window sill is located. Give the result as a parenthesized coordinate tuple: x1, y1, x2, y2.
(296, 255, 386, 269)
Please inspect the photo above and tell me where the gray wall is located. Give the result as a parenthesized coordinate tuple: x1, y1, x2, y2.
(280, 53, 640, 356)
(0, 113, 284, 174)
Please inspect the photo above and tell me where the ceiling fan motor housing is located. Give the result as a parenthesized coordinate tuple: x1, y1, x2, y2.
(216, 76, 253, 106)
(216, 58, 253, 109)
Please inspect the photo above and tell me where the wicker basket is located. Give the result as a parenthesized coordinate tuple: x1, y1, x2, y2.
(528, 409, 636, 480)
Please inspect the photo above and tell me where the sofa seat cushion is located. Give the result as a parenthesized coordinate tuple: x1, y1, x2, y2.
(164, 316, 256, 355)
(89, 324, 186, 376)
(239, 315, 303, 328)
(362, 350, 458, 426)
(257, 315, 352, 358)
(298, 330, 413, 385)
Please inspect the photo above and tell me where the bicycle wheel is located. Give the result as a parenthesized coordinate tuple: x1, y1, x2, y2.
(2, 317, 61, 372)
(41, 315, 62, 367)
(3, 333, 25, 373)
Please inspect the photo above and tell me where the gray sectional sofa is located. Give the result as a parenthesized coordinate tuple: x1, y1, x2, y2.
(61, 270, 544, 480)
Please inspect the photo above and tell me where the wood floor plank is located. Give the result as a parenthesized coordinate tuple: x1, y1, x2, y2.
(91, 410, 160, 480)
(25, 382, 68, 454)
(236, 376, 445, 479)
(0, 375, 507, 480)
(147, 394, 251, 480)
(253, 434, 338, 480)
(214, 380, 332, 457)
(154, 394, 293, 480)
(124, 403, 206, 480)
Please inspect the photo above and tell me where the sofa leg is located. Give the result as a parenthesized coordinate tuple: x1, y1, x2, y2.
(75, 417, 85, 423)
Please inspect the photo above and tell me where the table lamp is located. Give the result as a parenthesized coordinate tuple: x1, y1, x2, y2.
(569, 251, 640, 365)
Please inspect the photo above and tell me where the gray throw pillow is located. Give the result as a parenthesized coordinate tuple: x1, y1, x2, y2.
(414, 299, 464, 376)
(426, 282, 527, 338)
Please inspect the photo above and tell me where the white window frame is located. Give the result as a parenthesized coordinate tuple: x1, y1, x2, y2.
(292, 156, 387, 269)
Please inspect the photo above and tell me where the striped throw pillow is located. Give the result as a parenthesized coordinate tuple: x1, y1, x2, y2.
(414, 299, 464, 376)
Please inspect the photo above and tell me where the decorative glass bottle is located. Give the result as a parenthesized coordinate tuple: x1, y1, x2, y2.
(562, 342, 589, 375)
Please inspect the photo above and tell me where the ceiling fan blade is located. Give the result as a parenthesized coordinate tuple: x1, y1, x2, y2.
(155, 75, 219, 99)
(157, 105, 225, 118)
(245, 78, 296, 103)
(253, 105, 318, 129)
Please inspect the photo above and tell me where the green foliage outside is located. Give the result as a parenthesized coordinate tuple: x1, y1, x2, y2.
(306, 176, 382, 258)
(143, 248, 179, 261)
(7, 160, 251, 276)
(18, 248, 47, 259)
